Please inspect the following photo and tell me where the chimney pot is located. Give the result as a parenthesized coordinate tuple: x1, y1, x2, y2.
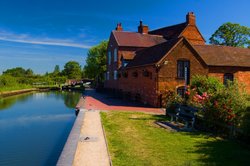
(115, 22, 123, 31)
(138, 20, 149, 34)
(186, 12, 196, 25)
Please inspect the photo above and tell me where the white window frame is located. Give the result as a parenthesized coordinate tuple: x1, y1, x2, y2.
(114, 70, 117, 80)
(114, 48, 117, 62)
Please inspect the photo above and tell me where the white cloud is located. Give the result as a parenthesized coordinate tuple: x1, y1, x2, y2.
(0, 30, 92, 49)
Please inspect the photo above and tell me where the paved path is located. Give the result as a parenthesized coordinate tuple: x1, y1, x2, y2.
(71, 89, 164, 166)
(73, 109, 110, 166)
(83, 89, 164, 115)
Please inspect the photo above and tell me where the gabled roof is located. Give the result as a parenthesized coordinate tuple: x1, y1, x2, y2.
(149, 23, 187, 39)
(112, 31, 166, 47)
(126, 37, 182, 68)
(120, 51, 135, 60)
(193, 45, 250, 67)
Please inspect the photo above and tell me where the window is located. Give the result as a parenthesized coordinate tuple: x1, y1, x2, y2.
(224, 73, 234, 86)
(122, 59, 129, 67)
(132, 71, 138, 77)
(122, 72, 128, 78)
(114, 70, 117, 80)
(107, 72, 110, 80)
(177, 60, 190, 84)
(143, 70, 149, 77)
(177, 86, 186, 98)
(114, 48, 117, 62)
(108, 51, 111, 65)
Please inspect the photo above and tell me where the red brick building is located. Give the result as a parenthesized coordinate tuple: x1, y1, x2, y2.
(104, 12, 250, 107)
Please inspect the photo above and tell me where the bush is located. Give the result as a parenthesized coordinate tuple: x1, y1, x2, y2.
(184, 76, 249, 136)
(241, 106, 250, 138)
(165, 90, 184, 114)
(0, 75, 18, 87)
(191, 75, 223, 95)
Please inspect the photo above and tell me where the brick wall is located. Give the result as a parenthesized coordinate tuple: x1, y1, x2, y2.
(118, 66, 158, 106)
(157, 40, 208, 106)
(181, 25, 205, 45)
(104, 33, 146, 90)
(209, 66, 250, 93)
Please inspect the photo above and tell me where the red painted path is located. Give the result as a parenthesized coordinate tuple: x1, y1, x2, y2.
(77, 89, 164, 115)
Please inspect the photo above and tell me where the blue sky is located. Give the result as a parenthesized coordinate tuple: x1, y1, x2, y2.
(0, 0, 249, 74)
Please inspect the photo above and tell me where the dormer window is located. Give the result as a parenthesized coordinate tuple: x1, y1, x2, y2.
(122, 59, 129, 67)
(114, 48, 117, 62)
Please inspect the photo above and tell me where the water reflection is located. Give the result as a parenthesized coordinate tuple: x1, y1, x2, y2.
(0, 91, 82, 110)
(0, 91, 81, 166)
(0, 93, 33, 110)
(63, 91, 82, 108)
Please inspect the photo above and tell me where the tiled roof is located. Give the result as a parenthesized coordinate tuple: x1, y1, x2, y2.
(112, 31, 166, 47)
(193, 45, 250, 67)
(126, 38, 181, 68)
(149, 23, 187, 39)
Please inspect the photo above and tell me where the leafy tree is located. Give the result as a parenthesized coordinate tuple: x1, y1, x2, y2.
(209, 22, 250, 48)
(53, 65, 60, 75)
(63, 61, 82, 79)
(84, 40, 108, 81)
(25, 69, 34, 76)
(3, 67, 27, 77)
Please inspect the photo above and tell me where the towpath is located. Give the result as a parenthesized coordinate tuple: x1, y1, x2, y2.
(81, 88, 165, 114)
(70, 88, 165, 166)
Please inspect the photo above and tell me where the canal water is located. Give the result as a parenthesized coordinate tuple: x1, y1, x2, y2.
(0, 91, 81, 166)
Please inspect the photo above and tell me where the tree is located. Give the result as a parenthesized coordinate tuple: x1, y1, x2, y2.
(63, 61, 82, 79)
(53, 65, 60, 75)
(25, 69, 34, 76)
(3, 67, 33, 77)
(84, 40, 108, 81)
(209, 22, 250, 48)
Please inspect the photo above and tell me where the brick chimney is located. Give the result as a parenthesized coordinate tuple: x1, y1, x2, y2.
(138, 20, 149, 34)
(115, 23, 123, 31)
(186, 12, 195, 25)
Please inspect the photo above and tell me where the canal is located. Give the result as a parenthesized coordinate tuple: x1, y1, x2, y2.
(0, 91, 82, 166)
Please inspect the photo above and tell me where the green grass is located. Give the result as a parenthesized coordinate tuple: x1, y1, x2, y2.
(101, 111, 250, 166)
(0, 85, 33, 93)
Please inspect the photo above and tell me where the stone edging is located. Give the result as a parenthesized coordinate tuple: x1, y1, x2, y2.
(0, 88, 37, 97)
(56, 109, 86, 166)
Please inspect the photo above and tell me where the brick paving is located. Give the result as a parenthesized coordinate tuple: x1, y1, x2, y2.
(82, 88, 165, 115)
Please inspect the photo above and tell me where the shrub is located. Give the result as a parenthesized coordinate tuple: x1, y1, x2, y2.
(191, 75, 223, 95)
(241, 106, 250, 138)
(0, 75, 18, 87)
(185, 76, 249, 136)
(165, 90, 184, 114)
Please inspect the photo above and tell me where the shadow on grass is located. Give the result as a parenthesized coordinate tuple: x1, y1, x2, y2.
(181, 128, 250, 166)
(192, 138, 250, 166)
(128, 114, 169, 121)
(128, 114, 250, 166)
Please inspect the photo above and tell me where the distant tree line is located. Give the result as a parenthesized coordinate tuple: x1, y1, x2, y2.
(0, 61, 83, 91)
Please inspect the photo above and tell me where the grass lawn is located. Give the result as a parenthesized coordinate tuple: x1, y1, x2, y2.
(101, 111, 250, 166)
